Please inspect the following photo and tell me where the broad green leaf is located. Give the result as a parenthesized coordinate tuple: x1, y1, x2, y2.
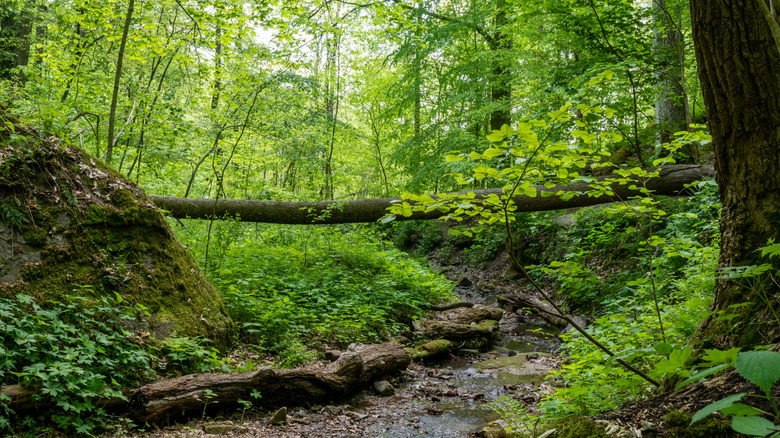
(523, 186, 537, 198)
(691, 393, 746, 424)
(720, 403, 766, 417)
(730, 416, 779, 436)
(654, 342, 673, 354)
(487, 131, 505, 142)
(736, 351, 780, 394)
(676, 364, 732, 390)
(469, 151, 482, 160)
(445, 154, 465, 162)
(703, 348, 741, 364)
(482, 148, 504, 159)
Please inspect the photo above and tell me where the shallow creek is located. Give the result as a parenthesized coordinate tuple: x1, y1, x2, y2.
(353, 316, 561, 438)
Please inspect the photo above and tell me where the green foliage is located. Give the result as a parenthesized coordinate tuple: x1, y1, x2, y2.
(176, 220, 454, 366)
(152, 336, 224, 375)
(691, 350, 780, 436)
(486, 396, 540, 435)
(0, 292, 154, 435)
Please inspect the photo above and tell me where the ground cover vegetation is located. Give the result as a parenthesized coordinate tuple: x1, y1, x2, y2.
(1, 0, 778, 436)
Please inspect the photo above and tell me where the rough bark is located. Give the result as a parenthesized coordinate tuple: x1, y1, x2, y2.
(106, 0, 135, 165)
(653, 0, 689, 147)
(151, 164, 714, 224)
(127, 342, 409, 423)
(690, 0, 780, 346)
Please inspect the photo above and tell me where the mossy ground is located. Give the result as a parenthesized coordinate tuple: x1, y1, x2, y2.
(0, 109, 234, 349)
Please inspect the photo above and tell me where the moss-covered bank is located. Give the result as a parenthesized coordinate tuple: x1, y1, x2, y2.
(0, 106, 234, 349)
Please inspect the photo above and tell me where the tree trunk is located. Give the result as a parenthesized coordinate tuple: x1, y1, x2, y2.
(690, 0, 780, 346)
(106, 0, 135, 166)
(150, 164, 713, 224)
(490, 0, 511, 131)
(653, 0, 688, 147)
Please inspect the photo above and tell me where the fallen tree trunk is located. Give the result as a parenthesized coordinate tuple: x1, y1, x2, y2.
(3, 343, 410, 424)
(150, 165, 714, 224)
(129, 342, 409, 423)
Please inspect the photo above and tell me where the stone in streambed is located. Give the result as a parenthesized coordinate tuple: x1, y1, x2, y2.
(269, 406, 287, 425)
(373, 380, 395, 396)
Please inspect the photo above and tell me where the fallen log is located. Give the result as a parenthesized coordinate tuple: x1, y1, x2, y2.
(413, 319, 500, 341)
(150, 165, 714, 224)
(129, 342, 409, 423)
(2, 343, 410, 424)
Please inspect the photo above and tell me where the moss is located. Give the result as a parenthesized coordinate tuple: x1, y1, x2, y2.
(662, 410, 734, 437)
(545, 416, 608, 438)
(111, 188, 136, 209)
(22, 227, 47, 247)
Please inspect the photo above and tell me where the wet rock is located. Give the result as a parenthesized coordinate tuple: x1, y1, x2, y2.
(373, 380, 395, 396)
(202, 422, 239, 434)
(321, 405, 341, 416)
(527, 352, 539, 360)
(269, 407, 287, 425)
(410, 339, 455, 359)
(324, 349, 342, 361)
(479, 423, 509, 438)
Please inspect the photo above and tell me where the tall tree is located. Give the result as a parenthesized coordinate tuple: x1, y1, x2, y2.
(690, 0, 780, 345)
(106, 0, 135, 165)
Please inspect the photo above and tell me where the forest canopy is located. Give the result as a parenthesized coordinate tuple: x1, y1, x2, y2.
(2, 0, 780, 436)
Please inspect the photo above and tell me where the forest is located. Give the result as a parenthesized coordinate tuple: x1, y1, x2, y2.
(0, 0, 779, 436)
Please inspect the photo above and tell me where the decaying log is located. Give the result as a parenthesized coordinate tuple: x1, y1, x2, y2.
(129, 342, 409, 423)
(150, 165, 714, 224)
(413, 319, 500, 341)
(448, 306, 504, 325)
(410, 339, 456, 359)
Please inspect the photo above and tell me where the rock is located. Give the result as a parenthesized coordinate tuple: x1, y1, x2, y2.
(527, 352, 539, 360)
(269, 407, 287, 425)
(321, 405, 341, 416)
(561, 315, 588, 334)
(202, 422, 239, 435)
(457, 348, 481, 356)
(324, 349, 342, 361)
(410, 339, 455, 359)
(457, 276, 473, 287)
(502, 265, 523, 281)
(373, 380, 395, 396)
(479, 423, 508, 438)
(450, 306, 504, 324)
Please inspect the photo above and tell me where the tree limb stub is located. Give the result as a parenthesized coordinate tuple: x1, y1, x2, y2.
(150, 165, 714, 224)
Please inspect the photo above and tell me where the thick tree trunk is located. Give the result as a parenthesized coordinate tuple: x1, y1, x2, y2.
(691, 0, 780, 345)
(150, 164, 713, 224)
(653, 0, 688, 147)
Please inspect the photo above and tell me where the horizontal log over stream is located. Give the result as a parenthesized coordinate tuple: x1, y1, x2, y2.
(150, 165, 714, 224)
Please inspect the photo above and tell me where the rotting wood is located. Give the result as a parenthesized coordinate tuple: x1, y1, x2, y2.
(2, 343, 410, 424)
(128, 342, 409, 423)
(150, 165, 714, 224)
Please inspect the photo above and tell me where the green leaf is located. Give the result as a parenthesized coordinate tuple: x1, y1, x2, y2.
(691, 393, 746, 424)
(379, 214, 396, 224)
(482, 148, 504, 159)
(654, 342, 673, 354)
(720, 403, 766, 417)
(703, 348, 741, 364)
(736, 351, 780, 394)
(445, 154, 465, 162)
(730, 416, 780, 436)
(676, 364, 732, 390)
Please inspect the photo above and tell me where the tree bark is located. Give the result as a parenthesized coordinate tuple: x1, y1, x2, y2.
(690, 0, 780, 346)
(106, 0, 135, 165)
(150, 164, 714, 224)
(128, 343, 409, 423)
(653, 0, 689, 147)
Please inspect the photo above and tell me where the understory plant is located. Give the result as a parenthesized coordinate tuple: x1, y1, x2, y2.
(174, 221, 455, 366)
(0, 291, 155, 435)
